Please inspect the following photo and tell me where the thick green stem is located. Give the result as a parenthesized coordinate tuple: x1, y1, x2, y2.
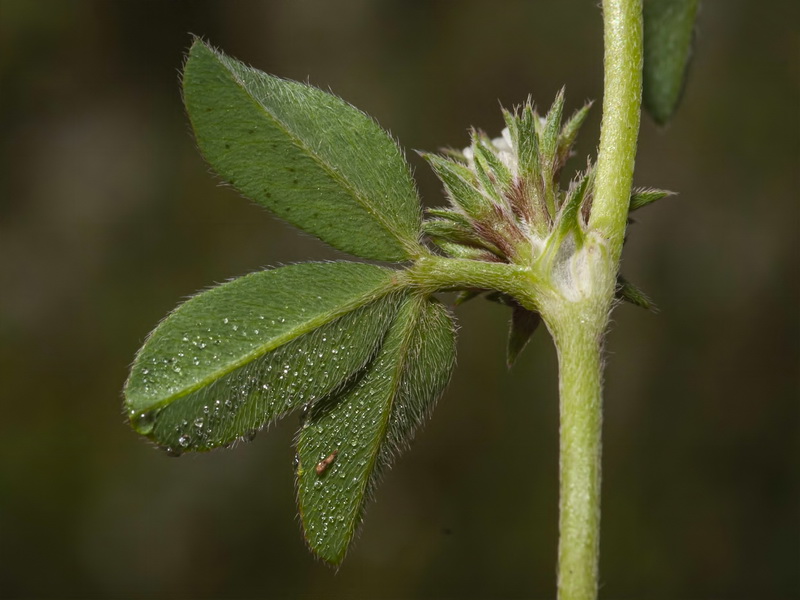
(590, 0, 644, 264)
(549, 307, 605, 600)
(552, 2, 642, 597)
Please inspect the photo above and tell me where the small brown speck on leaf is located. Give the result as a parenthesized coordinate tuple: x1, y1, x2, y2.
(315, 450, 338, 475)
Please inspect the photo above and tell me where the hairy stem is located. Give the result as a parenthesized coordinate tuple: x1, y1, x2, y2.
(554, 1, 643, 597)
(402, 256, 544, 312)
(550, 306, 605, 600)
(590, 0, 644, 264)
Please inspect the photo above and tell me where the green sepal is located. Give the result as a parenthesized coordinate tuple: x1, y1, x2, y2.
(425, 208, 473, 228)
(182, 38, 424, 261)
(439, 147, 469, 163)
(514, 103, 541, 185)
(507, 304, 542, 368)
(616, 275, 658, 312)
(540, 89, 566, 217)
(629, 187, 676, 211)
(540, 89, 566, 167)
(422, 153, 490, 220)
(643, 0, 699, 125)
(471, 149, 504, 205)
(501, 107, 520, 157)
(124, 262, 401, 451)
(506, 103, 547, 231)
(432, 240, 499, 262)
(553, 163, 595, 244)
(296, 294, 456, 564)
(557, 101, 593, 171)
(472, 134, 513, 192)
(422, 219, 493, 251)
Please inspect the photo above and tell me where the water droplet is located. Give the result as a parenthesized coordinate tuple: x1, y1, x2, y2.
(223, 317, 229, 324)
(131, 410, 157, 435)
(178, 435, 191, 447)
(193, 418, 204, 429)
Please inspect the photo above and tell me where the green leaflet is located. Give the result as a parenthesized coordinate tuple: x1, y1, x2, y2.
(643, 0, 699, 125)
(182, 39, 424, 261)
(124, 262, 400, 450)
(296, 294, 457, 564)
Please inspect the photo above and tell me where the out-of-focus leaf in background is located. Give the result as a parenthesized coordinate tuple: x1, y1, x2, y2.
(643, 0, 700, 124)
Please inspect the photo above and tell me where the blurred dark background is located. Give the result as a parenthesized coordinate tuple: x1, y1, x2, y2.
(0, 1, 797, 598)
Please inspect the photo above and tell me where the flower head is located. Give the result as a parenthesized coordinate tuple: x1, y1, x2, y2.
(422, 90, 595, 266)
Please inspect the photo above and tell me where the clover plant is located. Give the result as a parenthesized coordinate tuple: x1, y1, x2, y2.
(124, 1, 697, 597)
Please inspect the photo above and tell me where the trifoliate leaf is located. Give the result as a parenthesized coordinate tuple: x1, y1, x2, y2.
(182, 38, 424, 261)
(507, 304, 542, 368)
(296, 294, 456, 564)
(124, 262, 401, 451)
(629, 187, 676, 211)
(616, 275, 658, 312)
(643, 0, 699, 125)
